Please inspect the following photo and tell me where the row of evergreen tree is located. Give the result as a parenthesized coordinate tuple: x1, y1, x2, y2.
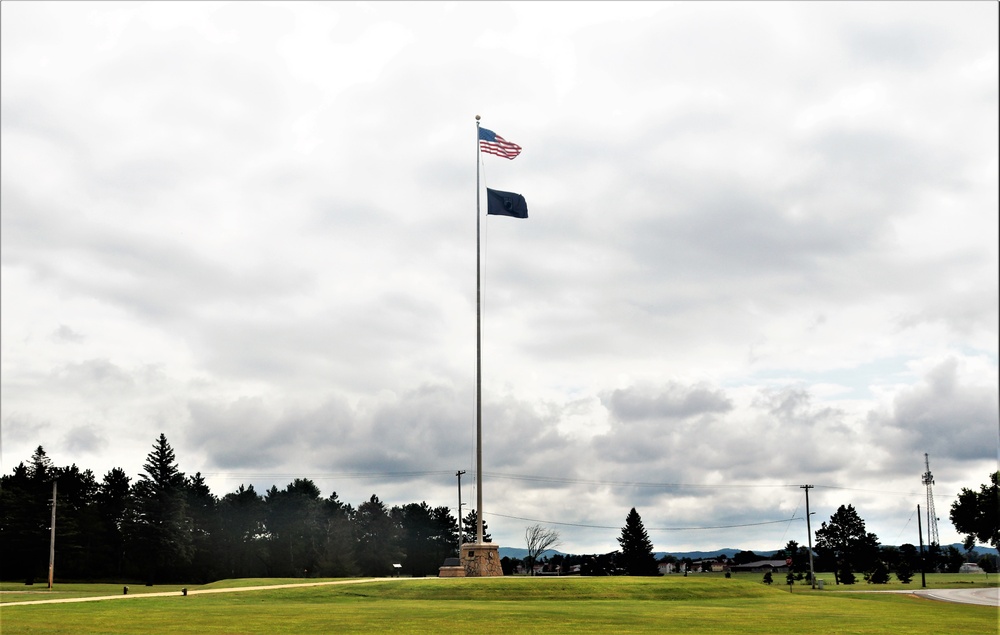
(1, 435, 490, 583)
(5, 434, 994, 584)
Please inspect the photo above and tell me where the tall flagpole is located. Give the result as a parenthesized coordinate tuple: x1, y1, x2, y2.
(474, 115, 483, 545)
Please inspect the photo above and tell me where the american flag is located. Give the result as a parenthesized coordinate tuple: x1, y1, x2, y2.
(478, 127, 522, 159)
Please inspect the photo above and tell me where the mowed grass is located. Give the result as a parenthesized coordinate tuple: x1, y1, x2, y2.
(814, 572, 999, 591)
(2, 575, 995, 635)
(3, 570, 994, 603)
(0, 578, 320, 602)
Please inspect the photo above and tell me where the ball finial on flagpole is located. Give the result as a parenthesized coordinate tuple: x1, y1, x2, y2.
(475, 115, 481, 121)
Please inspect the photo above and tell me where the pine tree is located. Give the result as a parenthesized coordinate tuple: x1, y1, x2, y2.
(391, 502, 458, 576)
(28, 446, 54, 481)
(462, 510, 491, 544)
(183, 472, 219, 582)
(617, 508, 659, 576)
(354, 494, 402, 576)
(866, 560, 890, 584)
(130, 434, 193, 582)
(894, 543, 917, 583)
(1, 460, 49, 582)
(263, 479, 326, 577)
(97, 468, 133, 577)
(319, 491, 357, 577)
(141, 434, 185, 492)
(218, 484, 267, 578)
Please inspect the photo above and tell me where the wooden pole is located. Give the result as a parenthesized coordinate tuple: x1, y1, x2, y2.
(918, 504, 926, 588)
(48, 480, 57, 589)
(801, 485, 816, 589)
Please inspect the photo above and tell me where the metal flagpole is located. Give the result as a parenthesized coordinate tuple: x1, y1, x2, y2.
(474, 115, 483, 545)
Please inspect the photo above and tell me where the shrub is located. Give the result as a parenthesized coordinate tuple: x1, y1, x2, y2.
(866, 561, 890, 584)
(839, 567, 856, 585)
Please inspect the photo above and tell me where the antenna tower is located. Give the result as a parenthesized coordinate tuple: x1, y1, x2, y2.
(921, 453, 940, 545)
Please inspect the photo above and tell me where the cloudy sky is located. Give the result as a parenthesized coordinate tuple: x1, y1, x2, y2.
(2, 2, 997, 555)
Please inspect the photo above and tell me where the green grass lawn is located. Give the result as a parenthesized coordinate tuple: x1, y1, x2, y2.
(2, 575, 995, 635)
(0, 578, 315, 602)
(809, 571, 999, 591)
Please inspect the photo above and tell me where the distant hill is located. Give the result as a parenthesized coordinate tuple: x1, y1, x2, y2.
(496, 547, 769, 560)
(498, 544, 997, 560)
(652, 549, 775, 561)
(499, 547, 567, 560)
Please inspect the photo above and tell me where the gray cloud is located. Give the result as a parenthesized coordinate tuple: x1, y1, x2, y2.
(874, 358, 999, 464)
(52, 324, 85, 343)
(63, 424, 108, 455)
(604, 382, 733, 422)
(2, 2, 996, 553)
(53, 359, 136, 395)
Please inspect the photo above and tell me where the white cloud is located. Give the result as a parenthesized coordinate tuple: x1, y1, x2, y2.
(2, 1, 996, 554)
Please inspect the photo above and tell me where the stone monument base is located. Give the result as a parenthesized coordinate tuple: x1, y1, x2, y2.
(438, 565, 466, 577)
(460, 542, 503, 577)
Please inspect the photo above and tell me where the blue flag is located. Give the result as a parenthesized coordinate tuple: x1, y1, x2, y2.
(486, 188, 528, 219)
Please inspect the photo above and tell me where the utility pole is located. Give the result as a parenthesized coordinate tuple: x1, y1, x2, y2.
(801, 485, 816, 589)
(48, 480, 57, 590)
(456, 470, 466, 554)
(918, 504, 926, 588)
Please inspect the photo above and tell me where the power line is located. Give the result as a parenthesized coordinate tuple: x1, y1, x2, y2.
(897, 507, 916, 538)
(200, 470, 455, 480)
(813, 484, 939, 497)
(484, 473, 803, 489)
(196, 470, 949, 498)
(486, 511, 802, 531)
(492, 474, 941, 497)
(200, 471, 800, 490)
(780, 491, 804, 542)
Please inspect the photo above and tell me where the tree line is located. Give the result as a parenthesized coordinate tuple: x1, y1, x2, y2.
(3, 434, 996, 584)
(1, 435, 484, 583)
(524, 485, 999, 583)
(676, 494, 998, 585)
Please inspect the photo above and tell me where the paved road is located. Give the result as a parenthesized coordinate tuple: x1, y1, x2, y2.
(914, 587, 1000, 607)
(2, 578, 411, 607)
(815, 586, 999, 607)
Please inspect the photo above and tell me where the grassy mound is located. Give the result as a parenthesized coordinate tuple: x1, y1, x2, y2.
(274, 575, 780, 602)
(2, 575, 995, 635)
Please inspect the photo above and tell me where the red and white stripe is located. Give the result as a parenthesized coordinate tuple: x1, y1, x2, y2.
(480, 135, 522, 159)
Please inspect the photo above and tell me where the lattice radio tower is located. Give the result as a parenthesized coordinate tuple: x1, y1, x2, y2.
(921, 453, 940, 545)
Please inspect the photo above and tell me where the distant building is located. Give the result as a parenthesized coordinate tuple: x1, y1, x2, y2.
(959, 562, 983, 573)
(688, 559, 727, 573)
(728, 560, 790, 573)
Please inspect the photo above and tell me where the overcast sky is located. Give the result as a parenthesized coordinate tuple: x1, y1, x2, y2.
(2, 1, 997, 555)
